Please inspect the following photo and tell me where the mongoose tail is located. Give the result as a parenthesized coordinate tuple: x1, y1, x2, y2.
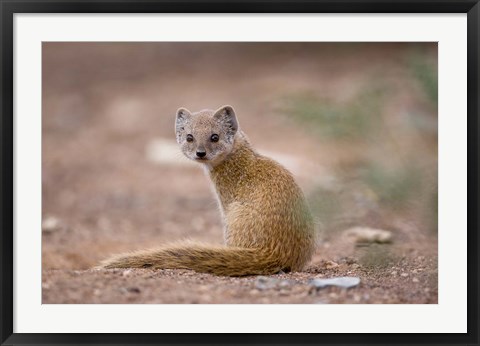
(99, 241, 284, 276)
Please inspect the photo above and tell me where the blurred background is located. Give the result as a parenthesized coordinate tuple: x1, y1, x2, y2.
(42, 43, 437, 303)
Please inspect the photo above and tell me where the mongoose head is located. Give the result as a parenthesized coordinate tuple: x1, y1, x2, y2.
(175, 105, 239, 166)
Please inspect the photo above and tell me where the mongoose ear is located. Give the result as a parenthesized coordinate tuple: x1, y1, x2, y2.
(175, 107, 191, 142)
(214, 105, 238, 141)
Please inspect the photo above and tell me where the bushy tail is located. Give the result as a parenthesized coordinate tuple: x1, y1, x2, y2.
(99, 241, 283, 276)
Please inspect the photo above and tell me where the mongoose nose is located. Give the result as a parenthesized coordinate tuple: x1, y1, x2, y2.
(196, 151, 206, 158)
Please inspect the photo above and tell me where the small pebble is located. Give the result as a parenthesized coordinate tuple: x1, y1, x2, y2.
(122, 270, 132, 277)
(42, 216, 62, 233)
(400, 273, 409, 277)
(197, 285, 209, 292)
(254, 276, 292, 290)
(255, 276, 278, 290)
(310, 276, 361, 290)
(328, 292, 339, 299)
(324, 260, 339, 269)
(412, 277, 419, 283)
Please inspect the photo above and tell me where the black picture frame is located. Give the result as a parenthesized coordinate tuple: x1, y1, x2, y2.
(1, 1, 478, 345)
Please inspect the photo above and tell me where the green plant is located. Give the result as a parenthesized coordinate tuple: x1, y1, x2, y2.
(360, 163, 423, 209)
(409, 53, 438, 106)
(281, 87, 385, 140)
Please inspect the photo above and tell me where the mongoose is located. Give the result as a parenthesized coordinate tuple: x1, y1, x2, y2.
(99, 105, 316, 276)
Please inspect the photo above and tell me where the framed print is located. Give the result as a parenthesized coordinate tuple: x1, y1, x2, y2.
(1, 1, 479, 345)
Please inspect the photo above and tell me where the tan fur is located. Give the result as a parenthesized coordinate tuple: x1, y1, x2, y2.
(99, 106, 316, 276)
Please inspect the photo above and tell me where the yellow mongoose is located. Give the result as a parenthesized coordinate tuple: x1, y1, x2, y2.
(100, 105, 316, 276)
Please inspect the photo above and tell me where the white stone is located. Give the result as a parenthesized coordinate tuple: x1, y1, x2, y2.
(42, 216, 61, 233)
(344, 227, 393, 243)
(310, 276, 361, 289)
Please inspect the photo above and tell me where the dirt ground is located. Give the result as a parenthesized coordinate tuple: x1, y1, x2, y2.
(42, 43, 438, 304)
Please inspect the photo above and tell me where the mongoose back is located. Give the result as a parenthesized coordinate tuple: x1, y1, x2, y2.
(100, 105, 316, 276)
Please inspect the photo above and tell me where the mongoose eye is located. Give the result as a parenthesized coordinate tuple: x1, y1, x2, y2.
(210, 134, 219, 142)
(186, 134, 194, 142)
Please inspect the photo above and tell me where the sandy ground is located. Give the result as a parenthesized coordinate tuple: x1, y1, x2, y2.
(42, 43, 438, 304)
